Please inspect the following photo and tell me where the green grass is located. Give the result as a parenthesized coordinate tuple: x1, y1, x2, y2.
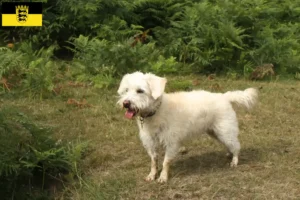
(1, 75, 300, 199)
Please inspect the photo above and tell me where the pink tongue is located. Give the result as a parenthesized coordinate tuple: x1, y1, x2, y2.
(125, 110, 135, 119)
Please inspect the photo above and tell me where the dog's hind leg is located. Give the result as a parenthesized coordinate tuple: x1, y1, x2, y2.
(213, 123, 241, 167)
(207, 129, 233, 158)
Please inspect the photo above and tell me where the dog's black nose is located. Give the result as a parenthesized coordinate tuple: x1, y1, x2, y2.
(123, 100, 131, 108)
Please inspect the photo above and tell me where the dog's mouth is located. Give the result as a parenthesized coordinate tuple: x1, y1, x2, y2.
(125, 108, 139, 119)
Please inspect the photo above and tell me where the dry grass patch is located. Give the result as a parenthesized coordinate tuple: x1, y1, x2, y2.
(2, 76, 300, 199)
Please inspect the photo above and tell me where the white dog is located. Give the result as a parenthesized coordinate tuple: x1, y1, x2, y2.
(117, 72, 258, 183)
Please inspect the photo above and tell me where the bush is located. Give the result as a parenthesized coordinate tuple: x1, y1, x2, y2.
(0, 42, 65, 98)
(1, 0, 300, 79)
(68, 34, 181, 87)
(0, 106, 86, 199)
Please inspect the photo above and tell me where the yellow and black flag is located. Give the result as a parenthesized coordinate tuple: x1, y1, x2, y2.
(2, 2, 42, 26)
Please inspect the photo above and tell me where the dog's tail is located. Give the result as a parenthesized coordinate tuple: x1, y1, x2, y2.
(223, 88, 258, 110)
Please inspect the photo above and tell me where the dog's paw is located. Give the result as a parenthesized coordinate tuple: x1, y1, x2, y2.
(230, 162, 237, 167)
(230, 157, 238, 167)
(145, 174, 156, 182)
(157, 174, 168, 183)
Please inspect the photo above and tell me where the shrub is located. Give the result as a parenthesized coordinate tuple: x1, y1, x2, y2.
(0, 42, 65, 98)
(149, 55, 181, 75)
(0, 106, 87, 199)
(1, 0, 300, 77)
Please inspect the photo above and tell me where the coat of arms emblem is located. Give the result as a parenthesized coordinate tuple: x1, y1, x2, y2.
(16, 5, 28, 23)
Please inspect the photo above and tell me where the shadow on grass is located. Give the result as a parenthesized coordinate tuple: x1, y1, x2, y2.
(172, 147, 261, 177)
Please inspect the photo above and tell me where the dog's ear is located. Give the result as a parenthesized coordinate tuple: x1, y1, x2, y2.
(146, 73, 167, 99)
(117, 74, 129, 95)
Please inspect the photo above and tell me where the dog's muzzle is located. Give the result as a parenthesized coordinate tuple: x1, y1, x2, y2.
(123, 100, 138, 119)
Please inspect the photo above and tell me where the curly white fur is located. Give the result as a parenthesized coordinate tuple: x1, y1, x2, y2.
(117, 72, 258, 183)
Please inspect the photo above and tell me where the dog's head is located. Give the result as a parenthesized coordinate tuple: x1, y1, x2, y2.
(117, 72, 167, 119)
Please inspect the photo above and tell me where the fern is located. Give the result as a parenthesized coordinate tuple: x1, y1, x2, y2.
(0, 106, 87, 199)
(0, 47, 26, 79)
(1, 0, 300, 80)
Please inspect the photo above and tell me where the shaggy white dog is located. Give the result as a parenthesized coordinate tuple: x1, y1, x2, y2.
(117, 72, 258, 183)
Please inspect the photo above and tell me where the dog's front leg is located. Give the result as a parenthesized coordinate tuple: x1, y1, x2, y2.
(145, 148, 158, 181)
(157, 144, 179, 183)
(140, 131, 158, 181)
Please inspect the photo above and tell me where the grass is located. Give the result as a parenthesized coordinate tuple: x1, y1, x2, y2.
(1, 75, 300, 199)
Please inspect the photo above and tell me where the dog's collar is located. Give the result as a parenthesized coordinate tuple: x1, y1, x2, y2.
(140, 110, 157, 119)
(139, 98, 162, 127)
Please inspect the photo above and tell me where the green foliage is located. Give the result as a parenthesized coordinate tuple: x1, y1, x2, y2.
(69, 35, 158, 74)
(249, 23, 300, 73)
(150, 55, 180, 75)
(1, 0, 300, 81)
(68, 34, 183, 87)
(20, 43, 62, 98)
(0, 42, 64, 97)
(0, 106, 86, 199)
(0, 47, 25, 79)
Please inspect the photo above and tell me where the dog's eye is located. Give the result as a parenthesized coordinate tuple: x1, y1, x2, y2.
(125, 88, 128, 92)
(137, 89, 144, 94)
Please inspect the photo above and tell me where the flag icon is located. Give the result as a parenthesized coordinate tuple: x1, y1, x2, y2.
(2, 2, 42, 26)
